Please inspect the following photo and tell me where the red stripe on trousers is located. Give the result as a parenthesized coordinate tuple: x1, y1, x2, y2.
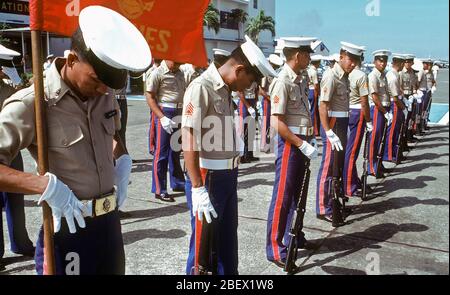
(153, 120, 162, 194)
(270, 142, 291, 261)
(346, 111, 364, 196)
(369, 108, 378, 175)
(261, 99, 268, 146)
(194, 169, 208, 270)
(194, 214, 203, 270)
(388, 105, 397, 161)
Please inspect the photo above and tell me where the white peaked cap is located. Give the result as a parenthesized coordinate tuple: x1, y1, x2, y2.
(372, 49, 392, 57)
(280, 37, 317, 53)
(213, 48, 231, 57)
(268, 54, 284, 66)
(0, 44, 20, 60)
(310, 54, 323, 62)
(79, 6, 152, 88)
(241, 35, 278, 78)
(340, 41, 366, 57)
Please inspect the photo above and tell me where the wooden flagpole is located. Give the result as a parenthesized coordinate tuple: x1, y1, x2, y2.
(31, 29, 56, 275)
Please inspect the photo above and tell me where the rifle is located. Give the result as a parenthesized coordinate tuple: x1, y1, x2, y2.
(361, 128, 370, 200)
(375, 116, 389, 179)
(190, 216, 217, 275)
(284, 159, 311, 274)
(330, 136, 346, 227)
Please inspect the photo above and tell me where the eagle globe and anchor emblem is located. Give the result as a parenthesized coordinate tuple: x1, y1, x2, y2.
(117, 0, 155, 19)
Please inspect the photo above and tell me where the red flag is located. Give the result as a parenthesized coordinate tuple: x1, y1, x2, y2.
(29, 0, 209, 66)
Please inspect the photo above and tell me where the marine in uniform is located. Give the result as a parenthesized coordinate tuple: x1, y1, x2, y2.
(367, 50, 393, 178)
(308, 54, 322, 136)
(0, 6, 146, 274)
(316, 42, 361, 221)
(383, 54, 407, 163)
(182, 64, 204, 87)
(146, 60, 186, 202)
(259, 54, 284, 152)
(265, 37, 319, 266)
(341, 45, 372, 198)
(237, 81, 259, 163)
(146, 59, 162, 156)
(422, 58, 436, 129)
(417, 58, 436, 132)
(0, 46, 36, 264)
(182, 36, 277, 275)
(400, 54, 419, 143)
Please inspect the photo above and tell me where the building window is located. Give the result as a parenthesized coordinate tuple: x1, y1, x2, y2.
(220, 11, 239, 30)
(253, 0, 258, 9)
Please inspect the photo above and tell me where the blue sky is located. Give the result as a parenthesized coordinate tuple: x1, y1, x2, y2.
(275, 0, 449, 60)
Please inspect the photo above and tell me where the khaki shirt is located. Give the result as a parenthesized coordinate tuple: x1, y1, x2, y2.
(307, 66, 319, 89)
(182, 64, 238, 160)
(270, 64, 312, 128)
(400, 69, 416, 95)
(0, 81, 16, 111)
(146, 61, 186, 104)
(261, 76, 274, 92)
(426, 70, 435, 90)
(368, 68, 390, 104)
(184, 69, 201, 87)
(319, 63, 350, 112)
(348, 68, 369, 105)
(386, 69, 401, 98)
(417, 69, 428, 90)
(0, 59, 117, 200)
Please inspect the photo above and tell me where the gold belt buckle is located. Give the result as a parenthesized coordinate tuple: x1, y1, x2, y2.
(93, 194, 117, 217)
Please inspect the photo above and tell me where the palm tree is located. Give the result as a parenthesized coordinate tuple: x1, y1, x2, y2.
(229, 8, 248, 43)
(203, 3, 220, 34)
(245, 10, 275, 45)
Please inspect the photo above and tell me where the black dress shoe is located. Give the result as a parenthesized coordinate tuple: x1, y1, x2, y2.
(0, 262, 5, 272)
(240, 156, 250, 164)
(172, 187, 185, 193)
(155, 193, 175, 202)
(381, 166, 394, 173)
(248, 156, 260, 162)
(298, 240, 319, 250)
(13, 247, 35, 257)
(316, 214, 333, 223)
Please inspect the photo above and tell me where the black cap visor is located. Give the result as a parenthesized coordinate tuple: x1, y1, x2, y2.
(84, 48, 127, 90)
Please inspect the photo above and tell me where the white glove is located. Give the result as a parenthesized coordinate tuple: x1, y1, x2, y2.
(325, 129, 343, 151)
(248, 106, 256, 119)
(310, 138, 318, 148)
(408, 96, 414, 112)
(38, 173, 86, 234)
(413, 93, 422, 102)
(191, 186, 217, 224)
(299, 141, 318, 159)
(160, 116, 177, 134)
(417, 90, 424, 97)
(402, 108, 408, 118)
(384, 112, 393, 126)
(366, 121, 374, 132)
(114, 154, 132, 209)
(431, 86, 437, 94)
(256, 101, 262, 113)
